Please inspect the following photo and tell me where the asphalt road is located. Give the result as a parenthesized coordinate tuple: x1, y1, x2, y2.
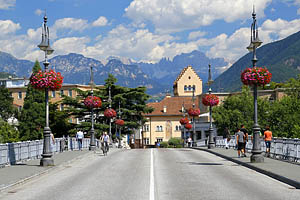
(0, 148, 299, 200)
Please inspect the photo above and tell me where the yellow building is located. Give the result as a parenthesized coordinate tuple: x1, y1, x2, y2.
(143, 65, 203, 145)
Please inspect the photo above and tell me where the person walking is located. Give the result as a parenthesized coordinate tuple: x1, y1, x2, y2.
(240, 125, 248, 156)
(50, 132, 55, 153)
(223, 127, 230, 149)
(101, 132, 110, 153)
(187, 137, 192, 147)
(236, 128, 246, 158)
(76, 129, 84, 151)
(264, 126, 272, 157)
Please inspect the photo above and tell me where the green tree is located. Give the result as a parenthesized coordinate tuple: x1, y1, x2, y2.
(18, 61, 45, 141)
(0, 119, 19, 143)
(0, 85, 15, 121)
(62, 74, 153, 138)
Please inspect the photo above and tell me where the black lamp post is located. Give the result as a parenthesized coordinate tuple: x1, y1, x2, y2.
(246, 7, 264, 163)
(38, 14, 55, 166)
(207, 64, 215, 149)
(118, 101, 122, 148)
(108, 86, 112, 140)
(89, 66, 96, 151)
(192, 86, 196, 146)
(181, 103, 186, 147)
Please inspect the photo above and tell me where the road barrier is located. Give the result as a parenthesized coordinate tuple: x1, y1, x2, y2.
(215, 136, 300, 163)
(0, 137, 99, 166)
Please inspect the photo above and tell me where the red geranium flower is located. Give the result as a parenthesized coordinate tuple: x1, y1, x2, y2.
(179, 117, 189, 125)
(104, 108, 117, 118)
(187, 108, 200, 116)
(241, 67, 272, 86)
(185, 123, 192, 129)
(115, 119, 125, 126)
(30, 69, 63, 91)
(202, 94, 219, 107)
(84, 96, 102, 108)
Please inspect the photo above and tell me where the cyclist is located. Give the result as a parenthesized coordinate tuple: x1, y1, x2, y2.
(101, 132, 110, 155)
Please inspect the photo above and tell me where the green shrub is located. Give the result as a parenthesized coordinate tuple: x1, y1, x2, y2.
(159, 141, 168, 148)
(168, 137, 183, 148)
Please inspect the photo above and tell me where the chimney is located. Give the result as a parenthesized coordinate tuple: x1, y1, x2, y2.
(163, 106, 167, 113)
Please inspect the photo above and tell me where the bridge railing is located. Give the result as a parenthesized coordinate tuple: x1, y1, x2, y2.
(215, 136, 300, 163)
(0, 137, 99, 167)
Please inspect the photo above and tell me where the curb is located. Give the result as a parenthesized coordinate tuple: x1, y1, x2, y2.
(0, 150, 91, 192)
(192, 147, 300, 189)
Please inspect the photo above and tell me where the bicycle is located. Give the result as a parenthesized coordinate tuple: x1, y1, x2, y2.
(102, 141, 109, 156)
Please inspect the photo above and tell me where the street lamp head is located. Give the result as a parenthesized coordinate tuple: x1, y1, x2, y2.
(246, 42, 254, 52)
(252, 36, 263, 48)
(45, 45, 54, 55)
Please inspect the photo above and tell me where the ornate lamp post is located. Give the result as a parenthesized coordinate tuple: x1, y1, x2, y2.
(192, 86, 196, 146)
(246, 7, 264, 163)
(38, 14, 55, 166)
(108, 86, 112, 139)
(207, 64, 215, 149)
(181, 103, 187, 147)
(118, 101, 122, 148)
(89, 66, 96, 151)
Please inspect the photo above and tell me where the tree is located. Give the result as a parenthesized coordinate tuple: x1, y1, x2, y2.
(62, 74, 153, 138)
(18, 61, 45, 141)
(0, 85, 15, 121)
(0, 119, 19, 143)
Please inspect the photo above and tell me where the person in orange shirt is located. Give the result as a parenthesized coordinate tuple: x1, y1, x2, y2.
(264, 126, 272, 157)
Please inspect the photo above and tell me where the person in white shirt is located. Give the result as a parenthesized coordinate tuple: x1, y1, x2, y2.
(76, 129, 84, 150)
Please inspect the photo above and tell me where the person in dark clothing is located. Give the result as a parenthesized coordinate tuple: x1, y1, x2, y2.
(240, 125, 248, 156)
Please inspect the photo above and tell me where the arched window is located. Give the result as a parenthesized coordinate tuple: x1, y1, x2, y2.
(184, 85, 187, 91)
(188, 85, 191, 91)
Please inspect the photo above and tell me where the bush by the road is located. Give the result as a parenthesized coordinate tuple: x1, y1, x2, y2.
(168, 137, 183, 148)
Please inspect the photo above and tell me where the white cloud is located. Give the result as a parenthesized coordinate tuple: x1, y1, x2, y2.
(0, 20, 20, 35)
(92, 16, 108, 27)
(53, 18, 89, 31)
(0, 0, 15, 10)
(35, 9, 43, 16)
(52, 37, 90, 55)
(188, 31, 206, 40)
(261, 18, 300, 39)
(125, 0, 272, 33)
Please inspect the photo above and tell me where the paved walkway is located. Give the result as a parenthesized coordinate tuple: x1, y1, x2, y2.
(193, 147, 300, 189)
(0, 150, 90, 191)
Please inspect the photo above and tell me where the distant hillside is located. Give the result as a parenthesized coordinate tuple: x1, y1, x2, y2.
(209, 31, 300, 92)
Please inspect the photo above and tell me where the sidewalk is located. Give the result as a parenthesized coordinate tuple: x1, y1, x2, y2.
(193, 147, 300, 189)
(0, 150, 90, 191)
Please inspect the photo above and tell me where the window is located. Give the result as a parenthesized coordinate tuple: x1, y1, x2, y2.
(184, 85, 187, 91)
(156, 138, 163, 142)
(188, 85, 191, 91)
(18, 92, 22, 99)
(144, 125, 149, 132)
(175, 125, 181, 131)
(60, 104, 64, 111)
(193, 85, 195, 91)
(68, 89, 72, 97)
(144, 138, 150, 145)
(156, 125, 163, 132)
(60, 90, 64, 97)
(52, 91, 56, 98)
(18, 106, 22, 112)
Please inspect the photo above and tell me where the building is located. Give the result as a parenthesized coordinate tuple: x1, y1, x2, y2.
(143, 65, 204, 146)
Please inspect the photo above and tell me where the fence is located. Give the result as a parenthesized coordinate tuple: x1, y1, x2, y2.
(215, 136, 300, 163)
(0, 137, 99, 166)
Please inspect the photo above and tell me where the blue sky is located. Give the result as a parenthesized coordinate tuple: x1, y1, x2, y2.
(0, 0, 300, 66)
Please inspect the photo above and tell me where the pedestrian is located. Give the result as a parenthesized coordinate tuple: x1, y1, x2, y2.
(50, 132, 55, 153)
(100, 132, 110, 152)
(240, 125, 248, 156)
(187, 137, 192, 147)
(236, 128, 246, 158)
(223, 127, 230, 149)
(76, 129, 84, 151)
(264, 126, 272, 157)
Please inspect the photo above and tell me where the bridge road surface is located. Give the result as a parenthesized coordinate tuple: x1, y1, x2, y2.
(0, 148, 300, 200)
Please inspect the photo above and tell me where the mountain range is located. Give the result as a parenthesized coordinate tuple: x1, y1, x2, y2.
(0, 50, 228, 95)
(1, 30, 300, 95)
(208, 31, 300, 92)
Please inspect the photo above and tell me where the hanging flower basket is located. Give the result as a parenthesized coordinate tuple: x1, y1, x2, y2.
(104, 108, 117, 118)
(115, 119, 125, 126)
(241, 67, 272, 86)
(202, 94, 219, 107)
(30, 70, 63, 91)
(187, 108, 200, 116)
(179, 117, 189, 125)
(185, 123, 192, 130)
(84, 96, 102, 108)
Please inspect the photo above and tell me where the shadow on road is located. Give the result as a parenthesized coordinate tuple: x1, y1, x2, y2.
(182, 162, 223, 166)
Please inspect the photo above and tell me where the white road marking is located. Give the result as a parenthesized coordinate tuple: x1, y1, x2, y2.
(150, 148, 155, 200)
